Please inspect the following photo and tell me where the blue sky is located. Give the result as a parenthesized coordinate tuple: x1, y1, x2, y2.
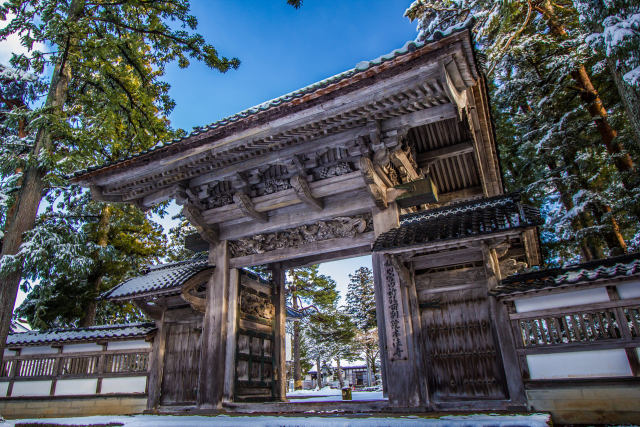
(5, 0, 419, 308)
(156, 0, 418, 303)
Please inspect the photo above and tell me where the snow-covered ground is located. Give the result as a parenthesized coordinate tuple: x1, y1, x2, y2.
(286, 387, 385, 402)
(4, 413, 552, 426)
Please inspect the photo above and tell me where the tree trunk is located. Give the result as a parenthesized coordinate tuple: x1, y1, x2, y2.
(316, 358, 322, 389)
(607, 57, 640, 146)
(537, 0, 635, 178)
(0, 0, 86, 365)
(290, 273, 302, 390)
(593, 204, 627, 256)
(336, 357, 344, 389)
(546, 160, 602, 261)
(79, 204, 111, 327)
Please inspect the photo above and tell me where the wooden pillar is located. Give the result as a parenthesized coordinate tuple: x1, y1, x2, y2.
(489, 297, 527, 406)
(371, 203, 424, 407)
(146, 311, 167, 411)
(271, 263, 287, 401)
(222, 268, 240, 402)
(198, 240, 230, 409)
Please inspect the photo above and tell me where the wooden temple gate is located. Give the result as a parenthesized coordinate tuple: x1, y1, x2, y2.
(73, 28, 542, 411)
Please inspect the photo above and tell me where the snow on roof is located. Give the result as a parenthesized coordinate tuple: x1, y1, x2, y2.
(6, 322, 155, 347)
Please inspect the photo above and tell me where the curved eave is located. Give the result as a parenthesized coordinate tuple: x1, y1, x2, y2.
(71, 29, 479, 191)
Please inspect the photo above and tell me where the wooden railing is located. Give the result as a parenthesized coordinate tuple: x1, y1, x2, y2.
(0, 348, 150, 397)
(505, 295, 640, 378)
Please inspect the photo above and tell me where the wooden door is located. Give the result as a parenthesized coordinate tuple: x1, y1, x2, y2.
(160, 322, 202, 405)
(235, 280, 276, 401)
(421, 286, 507, 401)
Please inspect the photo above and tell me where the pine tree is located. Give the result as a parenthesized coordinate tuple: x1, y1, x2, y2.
(14, 188, 166, 329)
(345, 266, 379, 386)
(288, 265, 338, 389)
(346, 267, 376, 331)
(574, 0, 640, 145)
(0, 0, 241, 361)
(406, 0, 640, 264)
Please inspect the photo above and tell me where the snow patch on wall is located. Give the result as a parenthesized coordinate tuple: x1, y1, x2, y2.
(527, 349, 632, 379)
(514, 287, 609, 312)
(101, 376, 147, 394)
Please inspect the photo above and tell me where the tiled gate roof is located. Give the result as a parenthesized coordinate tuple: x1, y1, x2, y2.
(373, 193, 541, 251)
(101, 255, 211, 300)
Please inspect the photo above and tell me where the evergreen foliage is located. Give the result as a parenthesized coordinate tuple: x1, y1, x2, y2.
(14, 189, 166, 329)
(0, 0, 241, 340)
(345, 266, 376, 331)
(406, 0, 640, 265)
(345, 266, 379, 384)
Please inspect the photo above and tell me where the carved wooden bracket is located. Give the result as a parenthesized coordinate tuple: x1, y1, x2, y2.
(390, 147, 422, 183)
(133, 300, 165, 321)
(180, 269, 213, 313)
(176, 188, 219, 244)
(360, 156, 389, 209)
(441, 61, 469, 118)
(233, 192, 268, 222)
(290, 174, 323, 211)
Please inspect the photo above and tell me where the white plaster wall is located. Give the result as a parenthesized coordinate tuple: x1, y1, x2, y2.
(527, 349, 632, 379)
(515, 287, 610, 313)
(107, 340, 150, 351)
(19, 346, 57, 356)
(285, 332, 292, 362)
(100, 376, 147, 394)
(0, 381, 9, 397)
(617, 280, 640, 299)
(11, 380, 52, 396)
(55, 378, 98, 396)
(3, 349, 16, 357)
(63, 343, 102, 353)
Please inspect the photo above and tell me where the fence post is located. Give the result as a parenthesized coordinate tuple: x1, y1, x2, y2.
(50, 345, 63, 396)
(607, 286, 640, 376)
(6, 348, 20, 397)
(96, 341, 108, 394)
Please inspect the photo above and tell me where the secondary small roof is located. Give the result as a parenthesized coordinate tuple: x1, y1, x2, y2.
(7, 322, 155, 347)
(373, 193, 541, 252)
(491, 252, 640, 297)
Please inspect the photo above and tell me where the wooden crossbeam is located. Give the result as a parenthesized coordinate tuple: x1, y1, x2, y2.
(417, 142, 474, 165)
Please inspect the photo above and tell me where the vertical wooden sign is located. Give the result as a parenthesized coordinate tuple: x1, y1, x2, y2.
(382, 256, 408, 361)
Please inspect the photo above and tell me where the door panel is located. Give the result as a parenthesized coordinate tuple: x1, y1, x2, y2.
(421, 286, 507, 400)
(160, 322, 202, 405)
(235, 281, 276, 401)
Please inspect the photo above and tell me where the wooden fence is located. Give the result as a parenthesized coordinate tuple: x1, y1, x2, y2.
(505, 295, 640, 378)
(0, 348, 150, 397)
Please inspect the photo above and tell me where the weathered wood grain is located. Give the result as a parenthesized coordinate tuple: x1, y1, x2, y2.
(198, 241, 229, 409)
(271, 263, 287, 401)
